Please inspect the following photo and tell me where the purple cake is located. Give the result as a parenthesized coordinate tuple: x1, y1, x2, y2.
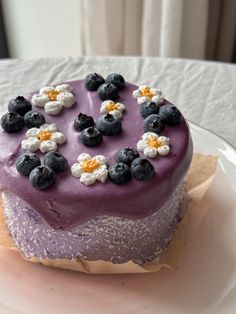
(0, 74, 193, 265)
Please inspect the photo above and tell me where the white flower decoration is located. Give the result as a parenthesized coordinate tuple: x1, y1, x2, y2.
(132, 85, 164, 105)
(137, 132, 170, 158)
(71, 153, 108, 186)
(21, 123, 66, 153)
(100, 100, 125, 119)
(31, 84, 76, 115)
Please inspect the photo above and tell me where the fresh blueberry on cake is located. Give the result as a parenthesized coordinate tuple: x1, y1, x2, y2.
(159, 104, 181, 125)
(80, 126, 103, 146)
(29, 165, 55, 190)
(73, 113, 95, 132)
(84, 73, 105, 91)
(108, 162, 132, 184)
(131, 158, 155, 181)
(43, 152, 69, 173)
(140, 101, 160, 118)
(117, 147, 140, 166)
(96, 114, 122, 136)
(8, 96, 32, 116)
(105, 73, 125, 90)
(97, 83, 119, 101)
(143, 114, 164, 134)
(16, 153, 41, 177)
(0, 111, 25, 133)
(24, 111, 46, 128)
(0, 77, 193, 266)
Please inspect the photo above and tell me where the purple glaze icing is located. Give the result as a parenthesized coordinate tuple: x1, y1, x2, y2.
(0, 80, 193, 230)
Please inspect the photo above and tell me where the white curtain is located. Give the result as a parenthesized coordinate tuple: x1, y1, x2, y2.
(79, 0, 209, 59)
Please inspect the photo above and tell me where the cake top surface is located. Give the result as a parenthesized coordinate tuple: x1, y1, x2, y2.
(0, 75, 193, 230)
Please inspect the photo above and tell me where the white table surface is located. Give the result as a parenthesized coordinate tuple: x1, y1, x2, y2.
(0, 57, 235, 148)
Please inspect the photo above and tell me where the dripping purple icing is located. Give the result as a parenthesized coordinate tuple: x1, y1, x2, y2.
(0, 80, 193, 230)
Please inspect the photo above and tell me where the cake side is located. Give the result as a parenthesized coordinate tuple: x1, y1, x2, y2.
(2, 184, 186, 264)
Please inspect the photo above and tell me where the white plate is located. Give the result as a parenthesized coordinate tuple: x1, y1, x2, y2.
(0, 122, 236, 314)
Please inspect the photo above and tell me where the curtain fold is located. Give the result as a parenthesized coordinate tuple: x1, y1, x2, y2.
(79, 0, 235, 62)
(123, 0, 142, 55)
(141, 0, 162, 56)
(181, 0, 209, 59)
(80, 0, 143, 55)
(159, 0, 184, 58)
(0, 0, 9, 58)
(214, 0, 236, 61)
(206, 0, 236, 62)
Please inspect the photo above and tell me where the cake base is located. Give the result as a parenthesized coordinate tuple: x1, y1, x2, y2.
(2, 186, 185, 265)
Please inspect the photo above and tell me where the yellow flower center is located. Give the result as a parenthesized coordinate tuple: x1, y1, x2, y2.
(82, 159, 100, 173)
(48, 90, 60, 101)
(37, 131, 52, 142)
(140, 87, 155, 99)
(148, 138, 160, 148)
(106, 102, 119, 112)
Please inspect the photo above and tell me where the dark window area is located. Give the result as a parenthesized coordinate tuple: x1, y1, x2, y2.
(0, 0, 9, 58)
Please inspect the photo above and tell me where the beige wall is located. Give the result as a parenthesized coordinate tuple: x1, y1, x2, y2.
(2, 0, 82, 58)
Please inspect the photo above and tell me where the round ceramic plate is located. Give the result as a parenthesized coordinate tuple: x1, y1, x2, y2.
(0, 122, 236, 314)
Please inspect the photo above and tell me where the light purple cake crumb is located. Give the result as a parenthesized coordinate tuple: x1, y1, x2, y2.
(2, 185, 186, 265)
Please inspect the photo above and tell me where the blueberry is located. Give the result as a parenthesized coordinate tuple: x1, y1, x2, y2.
(80, 127, 103, 147)
(16, 153, 41, 177)
(73, 113, 94, 132)
(143, 114, 164, 134)
(97, 83, 119, 101)
(108, 163, 132, 184)
(44, 152, 69, 173)
(85, 73, 105, 91)
(159, 105, 181, 125)
(131, 158, 155, 181)
(8, 96, 32, 116)
(96, 114, 122, 136)
(29, 165, 55, 190)
(0, 112, 24, 133)
(105, 73, 125, 90)
(140, 101, 159, 119)
(24, 111, 45, 128)
(117, 148, 140, 166)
